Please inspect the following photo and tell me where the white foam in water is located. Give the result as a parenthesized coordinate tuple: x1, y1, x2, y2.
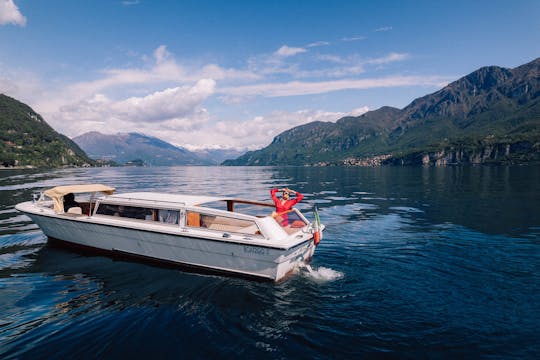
(297, 263, 344, 282)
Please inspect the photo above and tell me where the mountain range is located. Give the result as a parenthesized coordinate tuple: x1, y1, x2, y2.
(224, 57, 540, 166)
(0, 94, 241, 168)
(73, 131, 243, 166)
(2, 57, 539, 168)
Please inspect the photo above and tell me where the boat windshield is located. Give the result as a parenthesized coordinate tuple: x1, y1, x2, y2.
(272, 209, 308, 235)
(41, 184, 115, 213)
(38, 191, 106, 215)
(198, 199, 274, 217)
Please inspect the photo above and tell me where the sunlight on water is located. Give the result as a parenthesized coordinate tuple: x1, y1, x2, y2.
(0, 248, 40, 270)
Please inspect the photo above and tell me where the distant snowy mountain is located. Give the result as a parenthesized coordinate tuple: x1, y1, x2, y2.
(73, 131, 218, 166)
(192, 147, 246, 164)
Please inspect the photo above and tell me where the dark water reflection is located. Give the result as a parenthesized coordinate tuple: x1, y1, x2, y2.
(0, 165, 539, 359)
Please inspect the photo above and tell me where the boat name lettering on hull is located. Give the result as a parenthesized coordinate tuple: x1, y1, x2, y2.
(243, 245, 269, 255)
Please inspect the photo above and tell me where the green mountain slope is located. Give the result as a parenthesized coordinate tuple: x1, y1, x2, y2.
(0, 94, 93, 167)
(224, 57, 540, 166)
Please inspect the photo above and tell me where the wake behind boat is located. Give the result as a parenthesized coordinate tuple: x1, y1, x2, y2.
(15, 184, 324, 281)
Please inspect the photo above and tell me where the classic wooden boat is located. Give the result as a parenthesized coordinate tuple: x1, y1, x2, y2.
(15, 184, 324, 281)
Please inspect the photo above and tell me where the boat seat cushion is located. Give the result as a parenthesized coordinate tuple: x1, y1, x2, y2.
(207, 222, 260, 235)
(208, 223, 239, 232)
(187, 212, 200, 227)
(67, 207, 82, 215)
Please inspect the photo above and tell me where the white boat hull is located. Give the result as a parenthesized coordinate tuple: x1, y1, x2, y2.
(22, 209, 316, 281)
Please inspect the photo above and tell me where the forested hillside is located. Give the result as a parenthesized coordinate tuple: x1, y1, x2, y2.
(0, 94, 93, 167)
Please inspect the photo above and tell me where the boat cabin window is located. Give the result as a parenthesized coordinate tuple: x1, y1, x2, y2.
(158, 209, 180, 224)
(96, 204, 152, 220)
(186, 211, 262, 236)
(95, 203, 180, 224)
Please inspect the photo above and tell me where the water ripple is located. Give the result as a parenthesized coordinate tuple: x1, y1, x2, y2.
(0, 166, 539, 359)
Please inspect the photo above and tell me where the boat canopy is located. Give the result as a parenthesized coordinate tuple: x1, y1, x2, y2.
(44, 184, 115, 213)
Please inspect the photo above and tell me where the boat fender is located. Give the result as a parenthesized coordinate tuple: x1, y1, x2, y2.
(313, 206, 322, 246)
(313, 231, 321, 246)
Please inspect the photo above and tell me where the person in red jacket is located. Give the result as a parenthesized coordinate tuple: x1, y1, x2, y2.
(270, 188, 303, 226)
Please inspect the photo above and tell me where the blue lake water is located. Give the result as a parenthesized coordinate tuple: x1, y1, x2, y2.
(0, 165, 539, 359)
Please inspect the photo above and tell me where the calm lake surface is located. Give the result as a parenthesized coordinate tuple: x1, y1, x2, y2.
(0, 165, 539, 359)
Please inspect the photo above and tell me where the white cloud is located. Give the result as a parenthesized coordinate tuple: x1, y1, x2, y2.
(247, 58, 299, 77)
(0, 42, 450, 151)
(199, 64, 260, 81)
(317, 54, 347, 64)
(342, 36, 366, 42)
(375, 26, 393, 32)
(247, 51, 410, 80)
(0, 0, 26, 26)
(315, 52, 408, 76)
(56, 45, 255, 103)
(71, 106, 363, 152)
(153, 45, 170, 64)
(220, 75, 449, 98)
(275, 45, 307, 57)
(0, 73, 20, 95)
(112, 79, 215, 122)
(48, 79, 215, 138)
(293, 64, 365, 79)
(0, 65, 43, 103)
(350, 106, 370, 116)
(365, 52, 409, 65)
(186, 108, 353, 150)
(31, 45, 255, 117)
(306, 41, 330, 48)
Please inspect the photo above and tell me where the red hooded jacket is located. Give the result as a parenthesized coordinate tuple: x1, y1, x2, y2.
(270, 188, 304, 214)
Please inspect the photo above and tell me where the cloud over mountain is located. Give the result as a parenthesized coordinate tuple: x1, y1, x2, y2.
(52, 79, 215, 140)
(112, 79, 215, 123)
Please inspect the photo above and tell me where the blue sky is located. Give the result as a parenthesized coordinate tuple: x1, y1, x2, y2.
(1, 0, 539, 150)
